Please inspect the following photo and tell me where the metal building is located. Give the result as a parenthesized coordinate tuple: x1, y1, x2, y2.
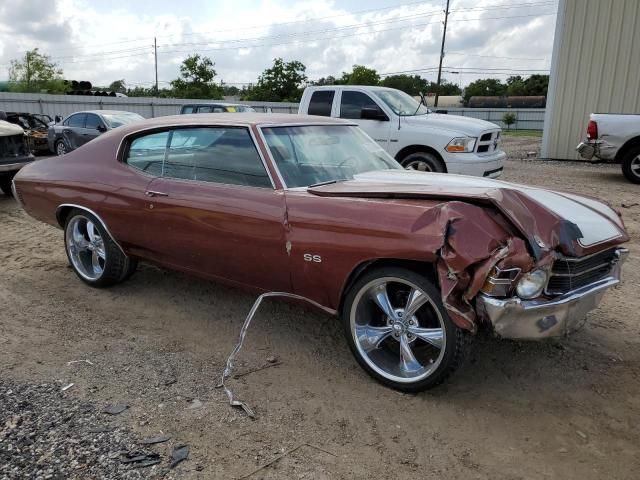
(541, 0, 640, 160)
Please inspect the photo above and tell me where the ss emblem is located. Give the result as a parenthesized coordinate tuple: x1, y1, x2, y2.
(303, 253, 322, 263)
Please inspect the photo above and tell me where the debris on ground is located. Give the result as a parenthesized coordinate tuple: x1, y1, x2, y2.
(120, 450, 162, 469)
(170, 444, 189, 469)
(140, 435, 171, 445)
(0, 381, 174, 479)
(103, 403, 130, 415)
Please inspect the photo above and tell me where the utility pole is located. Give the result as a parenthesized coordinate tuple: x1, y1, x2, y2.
(434, 0, 450, 108)
(154, 37, 158, 94)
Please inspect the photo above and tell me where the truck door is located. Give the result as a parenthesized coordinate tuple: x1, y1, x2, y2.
(337, 90, 391, 151)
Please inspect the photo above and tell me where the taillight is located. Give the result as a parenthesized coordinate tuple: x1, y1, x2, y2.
(587, 120, 598, 140)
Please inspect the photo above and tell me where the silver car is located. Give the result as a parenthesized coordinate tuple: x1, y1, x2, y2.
(48, 110, 144, 155)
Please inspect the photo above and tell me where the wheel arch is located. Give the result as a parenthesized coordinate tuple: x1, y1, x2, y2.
(56, 204, 126, 255)
(615, 136, 640, 163)
(394, 145, 447, 172)
(338, 258, 439, 314)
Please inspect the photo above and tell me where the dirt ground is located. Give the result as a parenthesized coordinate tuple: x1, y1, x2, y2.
(1, 136, 639, 479)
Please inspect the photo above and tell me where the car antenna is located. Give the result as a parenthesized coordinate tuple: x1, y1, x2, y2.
(398, 103, 401, 130)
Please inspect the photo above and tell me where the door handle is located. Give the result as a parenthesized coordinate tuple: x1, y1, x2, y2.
(145, 190, 168, 197)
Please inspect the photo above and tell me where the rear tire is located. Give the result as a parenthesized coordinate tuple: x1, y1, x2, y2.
(64, 209, 135, 287)
(621, 146, 640, 184)
(341, 266, 468, 392)
(400, 152, 446, 173)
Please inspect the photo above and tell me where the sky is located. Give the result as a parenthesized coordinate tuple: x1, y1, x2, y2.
(0, 0, 559, 90)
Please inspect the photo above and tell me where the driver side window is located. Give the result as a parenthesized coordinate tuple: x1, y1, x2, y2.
(340, 91, 379, 119)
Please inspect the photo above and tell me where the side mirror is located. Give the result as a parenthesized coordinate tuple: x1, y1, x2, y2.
(97, 124, 107, 132)
(360, 107, 388, 121)
(54, 115, 63, 123)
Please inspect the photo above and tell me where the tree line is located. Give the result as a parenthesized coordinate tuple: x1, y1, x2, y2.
(5, 49, 548, 105)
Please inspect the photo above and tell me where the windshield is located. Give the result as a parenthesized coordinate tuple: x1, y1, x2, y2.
(262, 125, 401, 188)
(376, 89, 429, 116)
(102, 112, 144, 128)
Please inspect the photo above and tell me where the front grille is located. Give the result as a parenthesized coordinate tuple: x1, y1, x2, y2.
(546, 248, 618, 295)
(475, 130, 501, 154)
(0, 134, 30, 158)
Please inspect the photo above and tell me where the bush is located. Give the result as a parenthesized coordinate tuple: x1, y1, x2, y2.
(502, 112, 517, 130)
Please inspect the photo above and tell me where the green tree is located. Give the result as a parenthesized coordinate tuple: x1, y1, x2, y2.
(502, 112, 517, 130)
(108, 79, 127, 94)
(170, 54, 224, 99)
(462, 78, 506, 105)
(313, 75, 339, 86)
(8, 48, 66, 93)
(380, 75, 427, 96)
(523, 74, 549, 96)
(243, 58, 308, 102)
(340, 65, 380, 85)
(222, 85, 240, 97)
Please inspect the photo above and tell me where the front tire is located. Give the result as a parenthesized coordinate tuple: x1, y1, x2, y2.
(64, 209, 136, 287)
(400, 152, 446, 173)
(621, 146, 640, 184)
(341, 267, 468, 392)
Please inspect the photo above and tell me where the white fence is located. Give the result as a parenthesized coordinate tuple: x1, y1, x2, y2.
(0, 92, 545, 130)
(0, 92, 299, 119)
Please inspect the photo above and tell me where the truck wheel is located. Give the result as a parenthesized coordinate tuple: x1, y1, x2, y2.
(64, 209, 135, 287)
(621, 146, 640, 184)
(0, 176, 13, 197)
(341, 266, 468, 392)
(401, 152, 446, 173)
(55, 140, 67, 156)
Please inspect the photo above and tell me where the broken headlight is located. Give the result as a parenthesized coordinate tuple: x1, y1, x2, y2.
(516, 269, 548, 299)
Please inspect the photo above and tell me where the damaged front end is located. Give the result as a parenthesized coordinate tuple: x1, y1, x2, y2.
(309, 171, 629, 340)
(430, 189, 629, 339)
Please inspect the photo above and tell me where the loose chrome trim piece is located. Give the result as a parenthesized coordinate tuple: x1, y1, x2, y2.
(481, 266, 522, 297)
(56, 204, 126, 256)
(11, 179, 24, 208)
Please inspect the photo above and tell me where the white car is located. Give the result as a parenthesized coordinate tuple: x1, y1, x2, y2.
(576, 113, 640, 183)
(298, 85, 506, 178)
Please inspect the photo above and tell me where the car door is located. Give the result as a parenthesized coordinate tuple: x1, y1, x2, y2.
(82, 113, 106, 145)
(338, 90, 392, 151)
(132, 126, 291, 292)
(62, 113, 87, 150)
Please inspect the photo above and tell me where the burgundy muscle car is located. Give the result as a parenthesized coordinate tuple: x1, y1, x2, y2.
(13, 113, 629, 391)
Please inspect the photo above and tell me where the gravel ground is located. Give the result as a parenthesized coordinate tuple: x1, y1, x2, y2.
(1, 136, 639, 479)
(0, 382, 183, 479)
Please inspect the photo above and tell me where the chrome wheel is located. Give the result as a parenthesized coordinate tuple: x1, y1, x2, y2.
(65, 215, 106, 281)
(405, 160, 433, 172)
(350, 276, 446, 384)
(631, 155, 640, 176)
(56, 141, 66, 156)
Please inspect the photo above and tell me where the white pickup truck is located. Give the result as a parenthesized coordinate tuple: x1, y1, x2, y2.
(576, 114, 640, 183)
(298, 85, 506, 178)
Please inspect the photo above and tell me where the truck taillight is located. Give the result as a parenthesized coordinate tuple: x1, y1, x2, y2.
(587, 120, 598, 140)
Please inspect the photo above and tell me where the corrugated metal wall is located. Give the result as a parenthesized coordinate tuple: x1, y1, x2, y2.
(0, 92, 300, 118)
(542, 0, 640, 159)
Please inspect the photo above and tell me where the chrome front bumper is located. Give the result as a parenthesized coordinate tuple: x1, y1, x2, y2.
(476, 248, 628, 339)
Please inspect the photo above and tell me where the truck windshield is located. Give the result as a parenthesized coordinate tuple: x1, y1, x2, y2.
(376, 89, 430, 116)
(262, 125, 402, 188)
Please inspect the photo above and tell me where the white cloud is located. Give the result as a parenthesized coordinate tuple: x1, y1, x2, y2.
(0, 0, 558, 88)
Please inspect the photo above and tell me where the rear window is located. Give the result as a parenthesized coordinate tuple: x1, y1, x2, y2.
(308, 90, 334, 116)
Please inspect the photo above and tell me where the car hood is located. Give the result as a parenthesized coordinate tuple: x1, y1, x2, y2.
(308, 170, 628, 258)
(402, 113, 499, 136)
(0, 120, 24, 137)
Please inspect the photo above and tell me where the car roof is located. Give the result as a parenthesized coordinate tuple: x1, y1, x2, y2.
(183, 102, 250, 107)
(71, 110, 139, 115)
(120, 113, 354, 130)
(306, 85, 396, 92)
